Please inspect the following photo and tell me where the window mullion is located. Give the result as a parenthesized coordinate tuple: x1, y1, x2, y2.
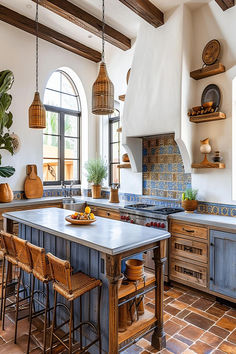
(60, 112, 64, 182)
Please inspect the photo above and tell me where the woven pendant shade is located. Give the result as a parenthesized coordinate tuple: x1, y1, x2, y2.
(29, 92, 46, 129)
(92, 62, 114, 115)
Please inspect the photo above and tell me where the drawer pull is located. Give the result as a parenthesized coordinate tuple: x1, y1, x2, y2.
(184, 246, 193, 253)
(210, 277, 214, 281)
(183, 269, 194, 276)
(182, 228, 194, 233)
(107, 212, 110, 216)
(210, 243, 215, 247)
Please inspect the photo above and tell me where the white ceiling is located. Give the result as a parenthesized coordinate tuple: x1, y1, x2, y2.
(0, 0, 212, 54)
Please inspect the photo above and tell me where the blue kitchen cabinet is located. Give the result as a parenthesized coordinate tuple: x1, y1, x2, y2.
(209, 230, 236, 299)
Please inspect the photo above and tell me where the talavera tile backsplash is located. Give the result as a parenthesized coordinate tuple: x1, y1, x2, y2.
(143, 134, 191, 200)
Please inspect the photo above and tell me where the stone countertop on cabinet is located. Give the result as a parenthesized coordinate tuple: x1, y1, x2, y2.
(169, 212, 236, 231)
(73, 196, 127, 210)
(0, 196, 63, 209)
(3, 208, 170, 255)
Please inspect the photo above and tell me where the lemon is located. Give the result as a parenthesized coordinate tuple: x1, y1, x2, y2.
(90, 213, 95, 220)
(74, 212, 78, 216)
(85, 206, 91, 214)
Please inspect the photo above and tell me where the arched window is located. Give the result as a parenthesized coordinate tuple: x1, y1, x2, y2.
(43, 70, 80, 185)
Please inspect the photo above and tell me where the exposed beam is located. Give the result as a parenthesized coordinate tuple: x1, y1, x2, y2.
(0, 4, 101, 62)
(32, 0, 131, 51)
(119, 0, 164, 28)
(215, 0, 235, 10)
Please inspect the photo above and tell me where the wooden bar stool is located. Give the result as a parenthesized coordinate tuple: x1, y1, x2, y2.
(27, 243, 52, 354)
(47, 253, 102, 354)
(0, 232, 7, 320)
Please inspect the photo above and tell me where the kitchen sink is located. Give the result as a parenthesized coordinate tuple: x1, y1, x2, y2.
(63, 200, 85, 211)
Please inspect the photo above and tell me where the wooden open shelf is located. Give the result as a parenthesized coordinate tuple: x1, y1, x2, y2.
(118, 271, 155, 299)
(192, 162, 225, 169)
(189, 112, 226, 123)
(117, 127, 122, 133)
(190, 62, 225, 80)
(118, 309, 156, 345)
(117, 163, 131, 169)
(119, 94, 126, 101)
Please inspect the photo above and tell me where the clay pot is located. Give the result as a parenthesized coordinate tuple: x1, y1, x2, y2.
(91, 184, 101, 199)
(182, 200, 198, 213)
(0, 183, 14, 203)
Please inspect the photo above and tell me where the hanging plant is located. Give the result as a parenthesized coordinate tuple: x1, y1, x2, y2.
(0, 70, 15, 178)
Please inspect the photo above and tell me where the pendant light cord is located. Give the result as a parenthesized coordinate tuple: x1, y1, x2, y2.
(102, 0, 105, 62)
(35, 0, 39, 92)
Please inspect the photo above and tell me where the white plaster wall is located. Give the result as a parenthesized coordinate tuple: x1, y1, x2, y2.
(0, 21, 98, 191)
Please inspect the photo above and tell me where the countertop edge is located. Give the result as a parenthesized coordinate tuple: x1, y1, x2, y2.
(169, 213, 236, 230)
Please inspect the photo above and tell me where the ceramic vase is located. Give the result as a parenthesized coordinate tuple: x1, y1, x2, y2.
(0, 183, 14, 203)
(200, 138, 211, 154)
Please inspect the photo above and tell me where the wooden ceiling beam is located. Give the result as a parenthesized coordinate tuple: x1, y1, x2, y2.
(32, 0, 131, 51)
(0, 4, 101, 63)
(215, 0, 235, 11)
(119, 0, 164, 28)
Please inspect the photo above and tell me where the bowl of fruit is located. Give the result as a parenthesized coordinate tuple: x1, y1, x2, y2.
(65, 206, 96, 225)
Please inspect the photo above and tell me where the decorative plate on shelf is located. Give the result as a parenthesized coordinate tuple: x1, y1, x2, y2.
(201, 84, 221, 110)
(202, 39, 221, 66)
(65, 216, 96, 225)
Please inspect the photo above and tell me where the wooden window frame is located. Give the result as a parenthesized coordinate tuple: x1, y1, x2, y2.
(109, 115, 120, 186)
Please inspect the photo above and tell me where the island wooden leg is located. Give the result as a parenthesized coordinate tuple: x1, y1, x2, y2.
(152, 240, 167, 350)
(106, 254, 121, 354)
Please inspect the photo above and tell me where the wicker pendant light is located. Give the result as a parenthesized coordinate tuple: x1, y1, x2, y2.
(29, 0, 46, 129)
(92, 0, 114, 115)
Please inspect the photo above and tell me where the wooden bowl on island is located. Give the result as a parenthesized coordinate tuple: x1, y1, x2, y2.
(125, 259, 144, 281)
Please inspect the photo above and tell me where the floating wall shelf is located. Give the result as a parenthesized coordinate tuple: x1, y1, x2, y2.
(117, 163, 131, 169)
(190, 62, 225, 80)
(118, 94, 126, 101)
(192, 156, 225, 169)
(189, 112, 226, 123)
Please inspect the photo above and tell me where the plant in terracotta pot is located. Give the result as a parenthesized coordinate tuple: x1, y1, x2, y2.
(0, 70, 15, 202)
(182, 188, 198, 213)
(84, 158, 107, 199)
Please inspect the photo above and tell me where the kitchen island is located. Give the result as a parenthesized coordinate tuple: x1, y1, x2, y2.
(3, 207, 170, 353)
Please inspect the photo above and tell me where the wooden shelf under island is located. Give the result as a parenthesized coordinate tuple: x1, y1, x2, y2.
(190, 62, 225, 80)
(189, 112, 226, 123)
(118, 271, 155, 299)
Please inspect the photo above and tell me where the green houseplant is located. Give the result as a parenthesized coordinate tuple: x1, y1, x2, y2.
(182, 188, 198, 213)
(84, 158, 107, 198)
(0, 70, 15, 202)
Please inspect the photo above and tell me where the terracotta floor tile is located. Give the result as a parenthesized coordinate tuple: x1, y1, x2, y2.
(227, 329, 236, 344)
(177, 309, 191, 319)
(192, 298, 214, 311)
(170, 300, 188, 311)
(190, 340, 214, 354)
(0, 340, 25, 354)
(164, 297, 174, 305)
(164, 320, 181, 336)
(178, 294, 198, 305)
(209, 325, 230, 339)
(29, 348, 43, 354)
(123, 344, 143, 353)
(213, 303, 230, 311)
(216, 315, 236, 332)
(171, 317, 187, 328)
(160, 349, 172, 354)
(164, 305, 181, 316)
(187, 306, 218, 322)
(0, 337, 6, 345)
(206, 305, 226, 318)
(227, 308, 236, 318)
(146, 302, 155, 314)
(165, 289, 183, 299)
(146, 290, 155, 300)
(145, 344, 160, 353)
(166, 337, 188, 354)
(218, 340, 236, 353)
(211, 350, 225, 354)
(182, 349, 196, 354)
(179, 324, 204, 341)
(137, 338, 150, 349)
(200, 332, 223, 347)
(174, 334, 193, 346)
(164, 312, 172, 322)
(185, 312, 215, 330)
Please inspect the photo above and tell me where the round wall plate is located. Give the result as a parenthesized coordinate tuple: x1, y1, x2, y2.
(201, 84, 221, 109)
(202, 39, 221, 66)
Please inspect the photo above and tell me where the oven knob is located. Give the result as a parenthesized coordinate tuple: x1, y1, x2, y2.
(150, 222, 154, 227)
(120, 215, 124, 220)
(126, 216, 130, 221)
(145, 223, 150, 227)
(130, 219, 134, 224)
(160, 223, 165, 228)
(157, 222, 161, 228)
(154, 222, 157, 227)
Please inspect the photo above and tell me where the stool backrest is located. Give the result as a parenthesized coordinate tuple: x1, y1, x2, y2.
(28, 243, 48, 281)
(47, 253, 72, 291)
(13, 236, 31, 269)
(1, 231, 16, 257)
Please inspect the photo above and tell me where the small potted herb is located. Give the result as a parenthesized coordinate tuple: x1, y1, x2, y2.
(182, 188, 198, 213)
(84, 158, 107, 199)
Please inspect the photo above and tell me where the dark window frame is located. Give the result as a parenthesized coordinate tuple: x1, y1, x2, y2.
(109, 115, 120, 186)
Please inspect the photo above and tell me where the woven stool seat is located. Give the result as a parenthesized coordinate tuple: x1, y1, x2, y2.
(53, 271, 101, 301)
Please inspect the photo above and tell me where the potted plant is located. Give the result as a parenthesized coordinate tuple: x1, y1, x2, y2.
(0, 70, 15, 202)
(182, 188, 198, 213)
(84, 158, 107, 199)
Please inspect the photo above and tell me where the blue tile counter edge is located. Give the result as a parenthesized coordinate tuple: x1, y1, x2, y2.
(169, 212, 236, 230)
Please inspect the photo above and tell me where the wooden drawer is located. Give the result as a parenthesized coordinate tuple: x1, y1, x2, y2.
(91, 207, 120, 221)
(170, 257, 207, 288)
(171, 221, 208, 240)
(171, 236, 208, 264)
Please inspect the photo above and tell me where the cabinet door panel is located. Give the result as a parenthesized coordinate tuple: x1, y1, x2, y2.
(210, 230, 236, 299)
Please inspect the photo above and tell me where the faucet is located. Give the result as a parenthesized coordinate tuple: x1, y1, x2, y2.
(69, 181, 75, 198)
(61, 181, 67, 198)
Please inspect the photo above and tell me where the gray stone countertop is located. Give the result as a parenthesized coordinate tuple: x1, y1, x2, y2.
(73, 196, 127, 210)
(0, 196, 63, 209)
(169, 212, 236, 231)
(3, 208, 170, 255)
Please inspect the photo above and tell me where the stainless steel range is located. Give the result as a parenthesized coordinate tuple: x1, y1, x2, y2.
(120, 204, 183, 281)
